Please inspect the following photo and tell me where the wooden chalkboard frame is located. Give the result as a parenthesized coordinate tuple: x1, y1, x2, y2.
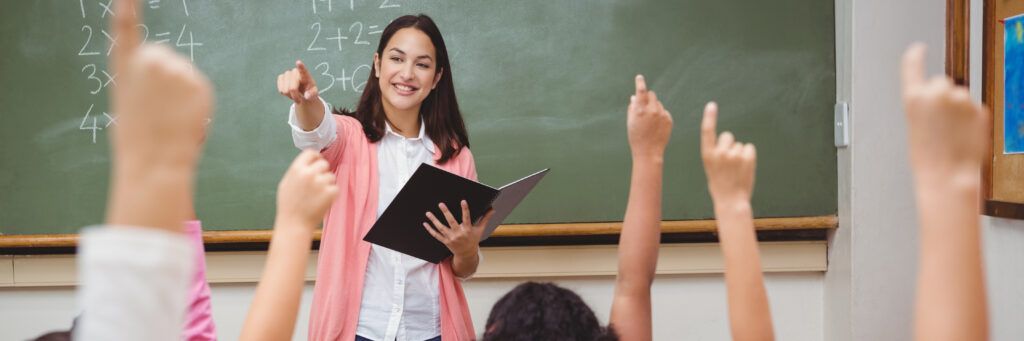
(0, 215, 837, 248)
(973, 0, 1024, 219)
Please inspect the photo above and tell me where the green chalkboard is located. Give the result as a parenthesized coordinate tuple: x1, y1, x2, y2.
(0, 0, 836, 235)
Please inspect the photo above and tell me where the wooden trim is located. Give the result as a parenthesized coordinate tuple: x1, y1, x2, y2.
(200, 230, 316, 244)
(980, 0, 1024, 218)
(983, 0, 995, 203)
(0, 234, 83, 249)
(985, 200, 1024, 219)
(947, 0, 970, 86)
(487, 215, 837, 237)
(0, 241, 826, 287)
(0, 215, 838, 248)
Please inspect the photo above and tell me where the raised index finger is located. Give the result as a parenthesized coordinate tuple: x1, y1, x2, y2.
(112, 0, 142, 76)
(634, 74, 648, 106)
(701, 102, 719, 152)
(901, 43, 927, 96)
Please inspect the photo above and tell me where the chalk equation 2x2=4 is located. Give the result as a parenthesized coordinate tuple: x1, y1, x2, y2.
(74, 0, 203, 144)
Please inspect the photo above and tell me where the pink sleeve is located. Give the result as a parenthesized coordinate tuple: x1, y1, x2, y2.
(462, 148, 478, 181)
(183, 220, 217, 341)
(321, 115, 363, 171)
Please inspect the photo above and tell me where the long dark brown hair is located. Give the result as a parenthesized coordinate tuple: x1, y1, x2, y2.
(333, 14, 469, 164)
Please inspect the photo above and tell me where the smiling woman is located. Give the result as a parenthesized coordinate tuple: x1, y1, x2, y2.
(274, 14, 479, 341)
(338, 15, 470, 164)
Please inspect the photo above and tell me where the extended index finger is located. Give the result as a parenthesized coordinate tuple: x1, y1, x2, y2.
(701, 102, 719, 152)
(635, 74, 648, 106)
(296, 60, 313, 81)
(900, 43, 927, 96)
(112, 0, 141, 75)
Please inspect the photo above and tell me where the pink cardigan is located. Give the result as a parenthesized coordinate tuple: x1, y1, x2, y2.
(308, 115, 477, 341)
(183, 220, 216, 341)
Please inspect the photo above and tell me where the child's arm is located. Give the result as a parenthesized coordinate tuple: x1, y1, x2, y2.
(900, 44, 988, 341)
(608, 75, 673, 340)
(77, 1, 215, 339)
(700, 102, 774, 341)
(104, 0, 212, 234)
(240, 150, 338, 341)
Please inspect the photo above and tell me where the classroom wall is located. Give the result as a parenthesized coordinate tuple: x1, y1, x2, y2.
(982, 217, 1024, 340)
(827, 1, 1024, 340)
(972, 0, 1024, 339)
(0, 273, 824, 340)
(825, 0, 943, 340)
(824, 0, 853, 338)
(9, 1, 1024, 340)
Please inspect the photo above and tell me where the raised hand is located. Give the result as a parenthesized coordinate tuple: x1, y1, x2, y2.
(901, 43, 989, 341)
(105, 0, 214, 232)
(424, 201, 494, 258)
(277, 60, 321, 104)
(700, 102, 757, 205)
(275, 150, 339, 229)
(110, 0, 213, 166)
(627, 75, 674, 161)
(606, 74, 672, 340)
(700, 102, 773, 340)
(900, 43, 989, 184)
(243, 150, 338, 341)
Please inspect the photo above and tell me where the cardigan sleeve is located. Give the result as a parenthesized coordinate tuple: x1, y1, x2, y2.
(320, 115, 366, 171)
(459, 148, 477, 181)
(182, 221, 216, 341)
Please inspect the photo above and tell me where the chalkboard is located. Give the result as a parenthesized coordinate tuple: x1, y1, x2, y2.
(0, 0, 836, 235)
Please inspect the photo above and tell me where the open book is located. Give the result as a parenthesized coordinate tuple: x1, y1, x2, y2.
(363, 164, 549, 263)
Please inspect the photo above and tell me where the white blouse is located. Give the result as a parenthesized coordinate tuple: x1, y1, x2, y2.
(289, 99, 444, 341)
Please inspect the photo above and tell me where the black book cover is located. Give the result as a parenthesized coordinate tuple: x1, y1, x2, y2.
(363, 164, 500, 263)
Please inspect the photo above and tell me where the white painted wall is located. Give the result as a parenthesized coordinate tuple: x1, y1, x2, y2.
(982, 217, 1024, 340)
(0, 273, 823, 340)
(826, 1, 1024, 340)
(824, 0, 853, 338)
(826, 0, 944, 340)
(971, 1, 1024, 340)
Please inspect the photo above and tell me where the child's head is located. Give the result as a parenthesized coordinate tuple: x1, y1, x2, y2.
(339, 14, 469, 164)
(483, 282, 618, 341)
(31, 316, 77, 341)
(31, 331, 71, 341)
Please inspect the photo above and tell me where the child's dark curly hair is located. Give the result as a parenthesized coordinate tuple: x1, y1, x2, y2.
(483, 282, 618, 341)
